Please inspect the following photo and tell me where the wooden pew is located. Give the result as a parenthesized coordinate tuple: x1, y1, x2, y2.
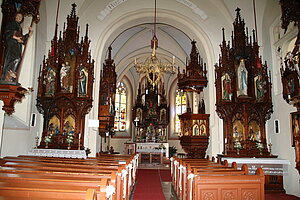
(171, 156, 265, 200)
(0, 177, 109, 199)
(186, 168, 265, 200)
(0, 155, 138, 200)
(17, 153, 139, 197)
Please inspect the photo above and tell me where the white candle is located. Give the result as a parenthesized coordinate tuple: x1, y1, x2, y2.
(225, 138, 227, 144)
(269, 138, 272, 144)
(135, 58, 137, 64)
(172, 56, 175, 65)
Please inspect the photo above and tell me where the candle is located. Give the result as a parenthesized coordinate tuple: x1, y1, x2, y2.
(225, 138, 227, 144)
(135, 58, 137, 65)
(269, 138, 272, 144)
(172, 56, 175, 65)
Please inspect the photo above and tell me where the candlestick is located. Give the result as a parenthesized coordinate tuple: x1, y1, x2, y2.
(35, 136, 39, 149)
(268, 142, 273, 155)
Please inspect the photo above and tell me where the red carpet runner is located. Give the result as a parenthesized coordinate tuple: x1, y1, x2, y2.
(133, 169, 166, 200)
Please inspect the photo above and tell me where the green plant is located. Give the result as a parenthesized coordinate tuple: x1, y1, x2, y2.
(169, 145, 177, 158)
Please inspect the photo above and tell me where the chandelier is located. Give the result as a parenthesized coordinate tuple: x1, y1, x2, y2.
(134, 0, 176, 86)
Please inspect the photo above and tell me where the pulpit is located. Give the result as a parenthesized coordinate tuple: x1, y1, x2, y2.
(177, 40, 209, 158)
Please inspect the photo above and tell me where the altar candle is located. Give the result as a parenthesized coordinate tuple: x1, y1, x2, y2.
(269, 138, 272, 144)
(225, 138, 227, 144)
(172, 56, 175, 65)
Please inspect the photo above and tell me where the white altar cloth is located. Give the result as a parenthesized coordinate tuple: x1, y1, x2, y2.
(220, 157, 291, 175)
(28, 148, 87, 159)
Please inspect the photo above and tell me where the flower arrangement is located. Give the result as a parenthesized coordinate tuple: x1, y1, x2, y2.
(234, 140, 242, 155)
(66, 132, 74, 144)
(256, 142, 264, 154)
(234, 141, 242, 150)
(44, 135, 52, 143)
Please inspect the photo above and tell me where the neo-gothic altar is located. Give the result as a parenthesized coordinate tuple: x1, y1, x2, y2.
(132, 78, 169, 143)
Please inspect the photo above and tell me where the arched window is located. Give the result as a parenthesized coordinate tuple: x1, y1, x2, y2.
(175, 90, 187, 133)
(114, 82, 127, 132)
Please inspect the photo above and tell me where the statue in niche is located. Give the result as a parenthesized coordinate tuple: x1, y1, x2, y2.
(137, 108, 143, 123)
(200, 124, 206, 136)
(78, 69, 87, 96)
(1, 12, 32, 83)
(232, 120, 244, 141)
(222, 73, 232, 100)
(198, 98, 206, 114)
(255, 74, 266, 100)
(287, 77, 295, 96)
(249, 127, 261, 142)
(193, 124, 199, 136)
(160, 109, 166, 123)
(237, 59, 248, 96)
(44, 67, 56, 96)
(60, 62, 71, 92)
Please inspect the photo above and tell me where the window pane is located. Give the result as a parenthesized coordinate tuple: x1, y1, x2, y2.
(114, 82, 127, 132)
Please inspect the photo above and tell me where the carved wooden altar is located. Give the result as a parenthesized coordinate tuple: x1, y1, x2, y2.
(132, 79, 169, 143)
(36, 4, 94, 150)
(177, 40, 209, 158)
(0, 0, 40, 115)
(215, 8, 273, 158)
(98, 46, 117, 137)
(279, 0, 300, 173)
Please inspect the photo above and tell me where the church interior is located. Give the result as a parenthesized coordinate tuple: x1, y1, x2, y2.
(0, 0, 299, 199)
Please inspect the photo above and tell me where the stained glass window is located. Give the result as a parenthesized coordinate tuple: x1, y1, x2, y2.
(114, 82, 127, 132)
(175, 90, 187, 133)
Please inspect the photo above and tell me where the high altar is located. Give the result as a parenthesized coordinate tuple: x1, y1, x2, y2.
(132, 78, 169, 143)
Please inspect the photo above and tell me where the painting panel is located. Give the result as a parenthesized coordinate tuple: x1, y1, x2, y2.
(248, 120, 261, 142)
(48, 115, 60, 135)
(232, 120, 244, 141)
(63, 115, 75, 135)
(290, 111, 300, 147)
(221, 73, 232, 100)
(78, 68, 88, 97)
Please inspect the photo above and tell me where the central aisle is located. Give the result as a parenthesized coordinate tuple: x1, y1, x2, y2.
(133, 169, 168, 200)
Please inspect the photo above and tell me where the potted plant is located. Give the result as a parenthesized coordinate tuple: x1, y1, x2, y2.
(169, 145, 177, 158)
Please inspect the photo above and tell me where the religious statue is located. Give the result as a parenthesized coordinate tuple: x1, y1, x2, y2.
(78, 69, 87, 96)
(237, 59, 248, 96)
(233, 126, 242, 141)
(44, 67, 55, 96)
(193, 124, 199, 136)
(255, 74, 265, 100)
(200, 124, 206, 136)
(249, 126, 261, 142)
(198, 98, 206, 114)
(1, 12, 32, 83)
(222, 73, 232, 100)
(60, 62, 71, 92)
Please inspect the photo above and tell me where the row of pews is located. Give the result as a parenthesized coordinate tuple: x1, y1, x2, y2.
(171, 156, 265, 200)
(0, 154, 139, 200)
